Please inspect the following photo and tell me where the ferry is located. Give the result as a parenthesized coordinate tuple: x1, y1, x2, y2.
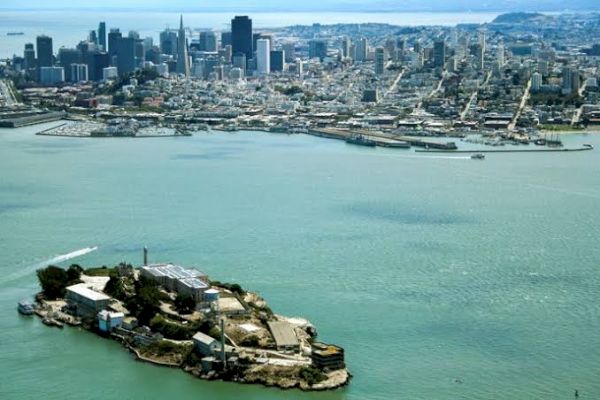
(346, 134, 376, 147)
(470, 153, 485, 160)
(17, 300, 35, 315)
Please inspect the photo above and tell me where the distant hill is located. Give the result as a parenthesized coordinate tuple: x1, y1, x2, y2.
(492, 12, 545, 24)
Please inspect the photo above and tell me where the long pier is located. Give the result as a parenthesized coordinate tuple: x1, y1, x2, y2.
(308, 128, 457, 150)
(415, 146, 594, 153)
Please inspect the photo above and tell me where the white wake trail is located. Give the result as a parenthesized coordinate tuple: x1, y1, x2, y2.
(4, 246, 99, 283)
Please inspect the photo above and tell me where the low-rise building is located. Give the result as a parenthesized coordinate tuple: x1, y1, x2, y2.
(311, 342, 345, 371)
(267, 321, 299, 352)
(66, 283, 111, 317)
(140, 263, 209, 301)
(193, 331, 219, 356)
(97, 310, 124, 332)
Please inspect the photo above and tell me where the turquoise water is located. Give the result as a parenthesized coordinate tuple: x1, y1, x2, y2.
(1, 124, 600, 399)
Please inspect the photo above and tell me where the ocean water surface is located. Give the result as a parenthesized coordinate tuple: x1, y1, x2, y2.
(1, 124, 600, 399)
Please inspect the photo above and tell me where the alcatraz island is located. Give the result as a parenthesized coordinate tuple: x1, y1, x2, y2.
(23, 248, 350, 391)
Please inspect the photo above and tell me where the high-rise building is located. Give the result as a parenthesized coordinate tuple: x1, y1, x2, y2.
(256, 38, 270, 75)
(58, 48, 81, 82)
(232, 53, 247, 76)
(433, 39, 446, 69)
(23, 43, 36, 70)
(375, 47, 385, 75)
(341, 36, 351, 59)
(270, 50, 284, 73)
(70, 64, 89, 82)
(92, 52, 110, 81)
(221, 31, 232, 47)
(199, 31, 217, 52)
(232, 16, 253, 61)
(98, 22, 106, 51)
(176, 15, 190, 76)
(116, 36, 136, 76)
(309, 40, 327, 61)
(563, 67, 580, 95)
(88, 30, 98, 45)
(108, 29, 122, 60)
(355, 37, 368, 62)
(160, 30, 178, 56)
(532, 72, 542, 92)
(282, 43, 295, 62)
(36, 35, 53, 69)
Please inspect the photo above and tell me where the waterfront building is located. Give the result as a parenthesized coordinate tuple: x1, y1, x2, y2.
(231, 16, 253, 62)
(193, 332, 219, 356)
(97, 310, 124, 332)
(270, 50, 285, 72)
(375, 47, 385, 75)
(311, 342, 345, 371)
(140, 264, 208, 301)
(267, 321, 300, 352)
(66, 283, 110, 317)
(256, 38, 270, 75)
(71, 64, 89, 82)
(309, 39, 327, 61)
(116, 36, 136, 76)
(39, 66, 64, 85)
(433, 39, 446, 69)
(176, 16, 190, 76)
(98, 22, 106, 51)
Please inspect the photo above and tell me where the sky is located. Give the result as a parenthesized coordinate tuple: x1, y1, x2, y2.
(2, 0, 599, 12)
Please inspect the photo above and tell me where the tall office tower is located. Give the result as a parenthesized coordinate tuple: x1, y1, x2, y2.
(199, 31, 217, 52)
(384, 39, 395, 60)
(108, 29, 122, 59)
(308, 39, 327, 61)
(252, 33, 263, 54)
(531, 72, 542, 92)
(221, 31, 232, 47)
(143, 37, 154, 52)
(282, 43, 295, 62)
(98, 22, 106, 51)
(256, 38, 270, 75)
(70, 64, 88, 82)
(92, 52, 110, 81)
(341, 36, 351, 58)
(58, 48, 81, 81)
(231, 16, 253, 61)
(270, 50, 284, 72)
(176, 15, 190, 76)
(396, 38, 406, 54)
(89, 30, 98, 45)
(36, 35, 53, 68)
(355, 37, 368, 62)
(221, 45, 232, 63)
(413, 40, 422, 54)
(116, 36, 136, 75)
(23, 43, 36, 70)
(433, 39, 446, 69)
(375, 47, 385, 75)
(232, 53, 247, 76)
(159, 30, 178, 55)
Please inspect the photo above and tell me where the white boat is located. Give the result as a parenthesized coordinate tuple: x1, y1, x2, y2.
(17, 300, 35, 315)
(470, 153, 485, 160)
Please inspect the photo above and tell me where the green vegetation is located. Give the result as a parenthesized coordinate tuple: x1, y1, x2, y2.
(210, 281, 245, 295)
(150, 315, 213, 341)
(141, 340, 192, 358)
(240, 335, 260, 347)
(540, 124, 584, 131)
(299, 366, 327, 386)
(174, 294, 196, 314)
(36, 264, 83, 299)
(493, 12, 544, 24)
(84, 266, 116, 276)
(125, 276, 168, 325)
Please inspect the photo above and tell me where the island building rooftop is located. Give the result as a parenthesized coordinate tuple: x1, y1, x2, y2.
(140, 263, 209, 301)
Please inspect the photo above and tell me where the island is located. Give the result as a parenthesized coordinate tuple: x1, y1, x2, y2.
(26, 250, 350, 391)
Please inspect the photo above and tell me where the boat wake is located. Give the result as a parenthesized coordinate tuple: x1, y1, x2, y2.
(4, 246, 98, 284)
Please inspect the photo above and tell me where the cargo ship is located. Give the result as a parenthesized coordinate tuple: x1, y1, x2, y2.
(346, 134, 376, 147)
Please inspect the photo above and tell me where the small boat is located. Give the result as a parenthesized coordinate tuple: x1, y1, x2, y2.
(42, 317, 64, 329)
(583, 144, 594, 149)
(17, 300, 35, 315)
(7, 32, 25, 36)
(470, 153, 485, 160)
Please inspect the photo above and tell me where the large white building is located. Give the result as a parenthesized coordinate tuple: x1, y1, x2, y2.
(140, 264, 209, 301)
(256, 38, 270, 76)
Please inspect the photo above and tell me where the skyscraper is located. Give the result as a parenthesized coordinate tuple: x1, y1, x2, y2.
(256, 38, 270, 75)
(341, 36, 351, 59)
(309, 40, 327, 61)
(270, 50, 284, 73)
(98, 22, 106, 51)
(356, 37, 368, 62)
(58, 47, 81, 82)
(116, 36, 136, 76)
(108, 29, 122, 60)
(375, 47, 385, 75)
(36, 35, 53, 68)
(23, 43, 36, 70)
(433, 39, 446, 69)
(232, 16, 253, 61)
(232, 53, 247, 76)
(160, 30, 178, 56)
(176, 15, 190, 76)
